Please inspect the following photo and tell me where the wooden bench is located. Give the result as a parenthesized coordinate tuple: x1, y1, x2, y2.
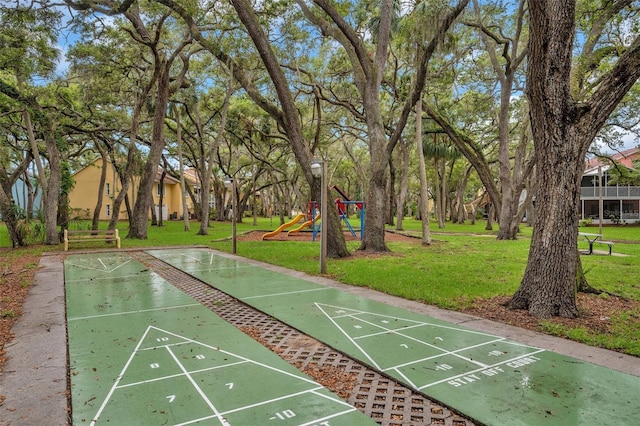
(594, 240, 614, 255)
(63, 229, 121, 251)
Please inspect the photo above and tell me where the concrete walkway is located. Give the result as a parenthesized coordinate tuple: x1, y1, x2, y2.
(1, 254, 68, 425)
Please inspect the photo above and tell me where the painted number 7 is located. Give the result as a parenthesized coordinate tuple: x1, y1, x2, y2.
(167, 395, 176, 403)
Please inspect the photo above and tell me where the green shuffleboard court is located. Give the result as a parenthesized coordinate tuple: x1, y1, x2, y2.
(147, 248, 640, 426)
(65, 253, 376, 426)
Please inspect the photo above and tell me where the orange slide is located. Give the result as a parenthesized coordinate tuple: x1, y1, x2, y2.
(261, 213, 307, 240)
(287, 214, 320, 236)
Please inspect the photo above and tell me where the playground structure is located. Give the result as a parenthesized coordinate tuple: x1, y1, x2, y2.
(287, 213, 320, 236)
(261, 213, 306, 240)
(261, 187, 365, 241)
(311, 186, 365, 241)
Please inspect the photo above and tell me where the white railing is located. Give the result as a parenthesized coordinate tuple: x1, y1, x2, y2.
(581, 186, 640, 197)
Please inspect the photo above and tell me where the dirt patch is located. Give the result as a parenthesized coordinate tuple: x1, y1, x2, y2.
(0, 252, 40, 371)
(239, 229, 422, 259)
(462, 293, 640, 336)
(238, 229, 420, 243)
(239, 326, 358, 399)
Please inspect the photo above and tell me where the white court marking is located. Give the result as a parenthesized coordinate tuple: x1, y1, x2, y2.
(160, 252, 254, 273)
(242, 287, 331, 300)
(315, 302, 546, 389)
(65, 257, 133, 273)
(68, 303, 201, 321)
(90, 325, 356, 426)
(418, 349, 546, 390)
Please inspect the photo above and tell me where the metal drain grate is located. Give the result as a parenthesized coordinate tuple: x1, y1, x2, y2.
(135, 252, 476, 426)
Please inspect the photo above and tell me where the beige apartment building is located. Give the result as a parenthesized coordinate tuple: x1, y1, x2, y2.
(68, 158, 193, 221)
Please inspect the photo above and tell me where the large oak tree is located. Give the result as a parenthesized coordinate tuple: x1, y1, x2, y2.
(510, 0, 640, 317)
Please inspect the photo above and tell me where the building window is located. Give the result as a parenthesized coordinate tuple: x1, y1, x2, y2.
(157, 183, 164, 197)
(106, 204, 111, 217)
(105, 182, 110, 195)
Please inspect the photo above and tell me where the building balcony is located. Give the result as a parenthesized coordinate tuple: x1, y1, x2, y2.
(580, 186, 640, 198)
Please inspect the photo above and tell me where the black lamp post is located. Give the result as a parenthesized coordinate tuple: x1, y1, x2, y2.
(311, 158, 327, 274)
(224, 177, 237, 254)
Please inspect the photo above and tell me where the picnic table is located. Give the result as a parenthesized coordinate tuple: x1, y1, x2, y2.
(578, 232, 614, 255)
(579, 232, 601, 254)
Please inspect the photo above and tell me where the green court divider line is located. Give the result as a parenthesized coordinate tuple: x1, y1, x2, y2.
(65, 253, 376, 426)
(147, 248, 640, 426)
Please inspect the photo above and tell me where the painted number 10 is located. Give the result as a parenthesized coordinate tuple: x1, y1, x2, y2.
(271, 410, 296, 420)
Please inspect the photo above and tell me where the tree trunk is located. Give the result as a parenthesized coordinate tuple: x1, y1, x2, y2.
(251, 165, 258, 226)
(57, 192, 69, 230)
(43, 132, 61, 245)
(395, 139, 409, 231)
(92, 150, 109, 230)
(128, 57, 171, 239)
(509, 1, 582, 318)
(150, 192, 158, 226)
(175, 108, 190, 231)
(454, 165, 472, 224)
(485, 203, 494, 230)
(325, 195, 346, 258)
(509, 145, 583, 318)
(416, 99, 431, 245)
(387, 157, 395, 226)
(436, 158, 446, 229)
(157, 170, 166, 227)
(108, 159, 133, 231)
(351, 111, 391, 252)
(493, 37, 520, 240)
(360, 128, 390, 252)
(496, 181, 517, 239)
(196, 166, 211, 235)
(442, 161, 449, 226)
(198, 80, 234, 236)
(23, 108, 60, 244)
(108, 94, 146, 232)
(0, 184, 25, 248)
(24, 169, 35, 220)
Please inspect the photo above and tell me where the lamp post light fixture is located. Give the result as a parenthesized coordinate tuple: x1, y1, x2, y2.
(311, 158, 327, 274)
(224, 176, 237, 254)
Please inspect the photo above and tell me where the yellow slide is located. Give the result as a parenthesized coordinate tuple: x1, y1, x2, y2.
(261, 213, 307, 240)
(287, 214, 320, 236)
(287, 213, 320, 236)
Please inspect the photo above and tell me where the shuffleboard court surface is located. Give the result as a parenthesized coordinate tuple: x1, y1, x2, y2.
(65, 253, 375, 425)
(147, 248, 640, 426)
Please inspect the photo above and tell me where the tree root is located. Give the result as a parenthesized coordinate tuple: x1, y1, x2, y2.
(576, 259, 627, 300)
(577, 281, 626, 299)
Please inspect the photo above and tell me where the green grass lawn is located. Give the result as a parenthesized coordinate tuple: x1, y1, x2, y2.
(2, 217, 639, 356)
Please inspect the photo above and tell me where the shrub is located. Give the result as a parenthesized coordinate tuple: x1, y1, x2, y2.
(579, 218, 593, 227)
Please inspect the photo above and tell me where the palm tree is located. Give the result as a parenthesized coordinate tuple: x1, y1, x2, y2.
(422, 132, 461, 228)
